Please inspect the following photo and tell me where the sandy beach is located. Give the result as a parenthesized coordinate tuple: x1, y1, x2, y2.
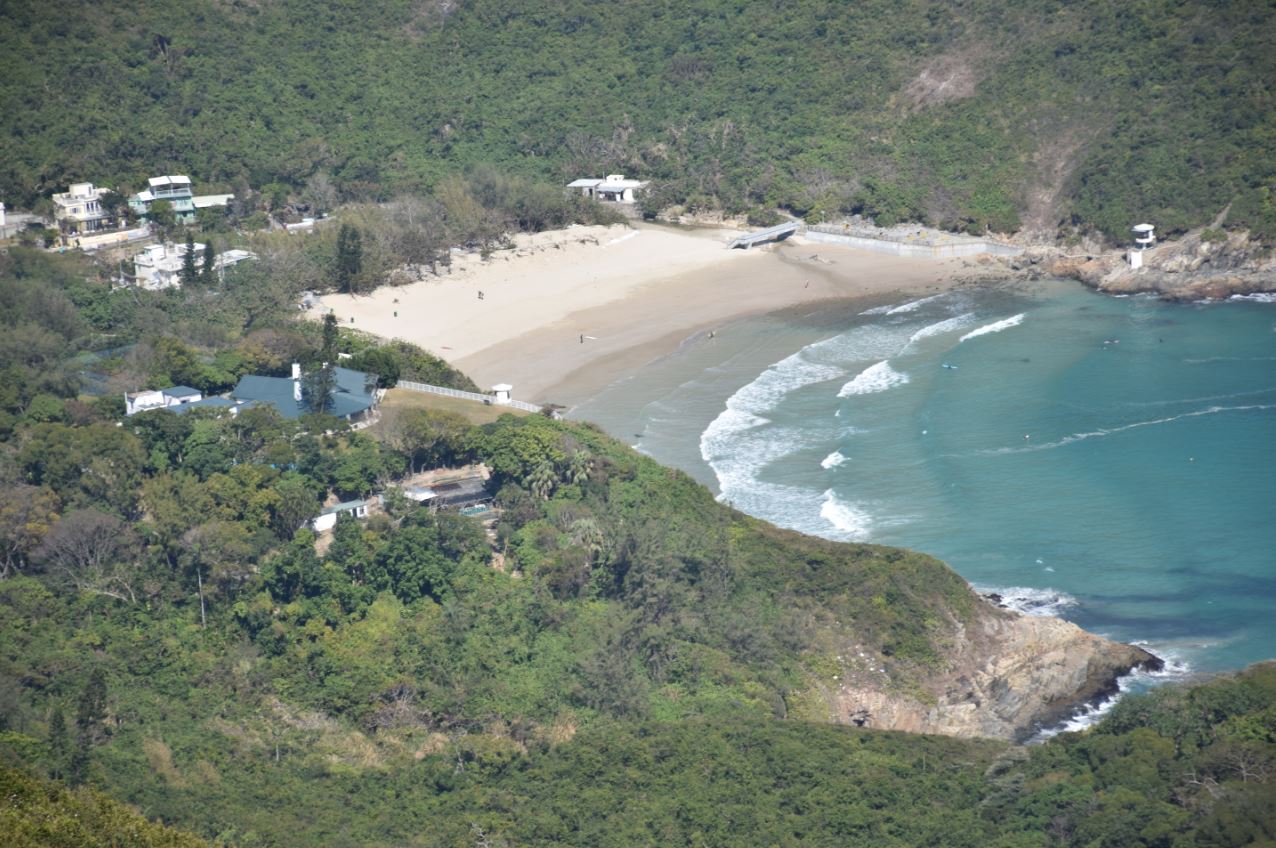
(318, 222, 985, 407)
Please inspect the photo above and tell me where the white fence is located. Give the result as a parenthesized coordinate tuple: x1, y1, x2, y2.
(397, 380, 543, 413)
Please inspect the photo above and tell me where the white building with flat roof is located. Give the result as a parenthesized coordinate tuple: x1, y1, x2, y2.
(567, 174, 648, 203)
(133, 241, 206, 289)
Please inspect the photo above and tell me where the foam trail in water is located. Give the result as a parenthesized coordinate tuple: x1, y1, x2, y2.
(821, 451, 848, 469)
(838, 361, 909, 397)
(960, 313, 1025, 342)
(976, 403, 1276, 456)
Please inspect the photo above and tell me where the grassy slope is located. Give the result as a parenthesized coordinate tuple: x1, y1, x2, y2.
(2, 1, 1274, 239)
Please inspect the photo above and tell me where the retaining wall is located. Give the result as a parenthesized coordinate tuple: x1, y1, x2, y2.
(805, 228, 1022, 258)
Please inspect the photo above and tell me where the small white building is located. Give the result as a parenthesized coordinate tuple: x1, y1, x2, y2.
(1129, 223, 1155, 269)
(312, 499, 371, 532)
(133, 241, 206, 289)
(567, 174, 648, 203)
(125, 386, 203, 416)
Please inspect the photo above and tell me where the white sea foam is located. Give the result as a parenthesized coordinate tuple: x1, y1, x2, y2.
(1228, 292, 1276, 303)
(977, 585, 1079, 617)
(819, 489, 871, 540)
(886, 293, 946, 315)
(907, 312, 977, 346)
(821, 451, 848, 469)
(838, 361, 909, 397)
(702, 319, 922, 539)
(960, 313, 1025, 342)
(858, 293, 947, 316)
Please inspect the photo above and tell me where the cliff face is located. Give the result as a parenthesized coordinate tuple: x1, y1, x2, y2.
(796, 597, 1159, 741)
(1031, 228, 1275, 301)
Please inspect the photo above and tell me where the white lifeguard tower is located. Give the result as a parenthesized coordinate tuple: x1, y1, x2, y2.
(1129, 223, 1155, 269)
(491, 383, 513, 405)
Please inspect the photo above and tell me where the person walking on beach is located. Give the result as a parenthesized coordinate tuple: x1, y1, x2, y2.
(478, 290, 484, 300)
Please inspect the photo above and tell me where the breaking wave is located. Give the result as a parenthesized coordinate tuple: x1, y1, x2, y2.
(960, 313, 1025, 342)
(977, 585, 1079, 617)
(821, 450, 848, 469)
(838, 361, 909, 397)
(819, 489, 871, 540)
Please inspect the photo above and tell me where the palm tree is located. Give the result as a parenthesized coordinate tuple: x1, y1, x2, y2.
(527, 460, 557, 500)
(564, 449, 592, 485)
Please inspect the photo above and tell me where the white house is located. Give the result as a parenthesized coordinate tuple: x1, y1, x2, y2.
(312, 499, 371, 532)
(52, 183, 125, 243)
(125, 386, 203, 416)
(567, 174, 648, 203)
(133, 241, 206, 289)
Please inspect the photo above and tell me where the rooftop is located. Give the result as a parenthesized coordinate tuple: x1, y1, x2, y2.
(231, 365, 376, 420)
(148, 175, 192, 189)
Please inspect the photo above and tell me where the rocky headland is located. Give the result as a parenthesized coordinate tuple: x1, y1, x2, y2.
(1012, 227, 1275, 301)
(796, 593, 1161, 741)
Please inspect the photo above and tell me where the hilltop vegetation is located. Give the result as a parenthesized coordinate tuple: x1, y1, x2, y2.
(2, 0, 1274, 241)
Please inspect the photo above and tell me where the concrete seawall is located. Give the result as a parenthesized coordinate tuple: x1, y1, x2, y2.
(804, 228, 1022, 259)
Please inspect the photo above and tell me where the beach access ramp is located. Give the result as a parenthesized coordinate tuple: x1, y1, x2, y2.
(727, 220, 800, 249)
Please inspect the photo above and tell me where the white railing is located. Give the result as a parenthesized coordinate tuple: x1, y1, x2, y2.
(397, 380, 543, 413)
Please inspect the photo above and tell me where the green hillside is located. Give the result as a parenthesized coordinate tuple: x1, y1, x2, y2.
(3, 0, 1274, 240)
(0, 764, 208, 848)
(0, 247, 1273, 847)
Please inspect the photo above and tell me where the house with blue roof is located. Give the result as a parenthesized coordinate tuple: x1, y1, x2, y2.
(231, 363, 378, 422)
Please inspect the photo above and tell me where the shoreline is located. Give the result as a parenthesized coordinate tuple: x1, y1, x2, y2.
(319, 221, 999, 406)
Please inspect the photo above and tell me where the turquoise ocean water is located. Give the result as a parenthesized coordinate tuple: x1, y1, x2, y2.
(573, 279, 1276, 703)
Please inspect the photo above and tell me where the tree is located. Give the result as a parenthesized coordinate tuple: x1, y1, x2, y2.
(148, 199, 176, 242)
(47, 705, 68, 780)
(180, 231, 198, 287)
(0, 484, 60, 579)
(304, 171, 339, 216)
(68, 669, 108, 785)
(384, 408, 471, 473)
(335, 223, 363, 294)
(321, 312, 339, 362)
(34, 509, 138, 603)
(301, 363, 336, 414)
(200, 240, 216, 285)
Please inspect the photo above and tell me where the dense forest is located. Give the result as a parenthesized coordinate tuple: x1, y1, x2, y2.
(2, 0, 1275, 241)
